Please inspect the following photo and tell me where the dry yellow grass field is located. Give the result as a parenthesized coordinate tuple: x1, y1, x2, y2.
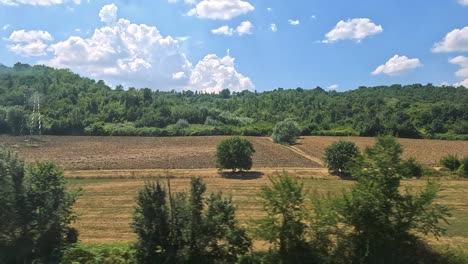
(69, 174, 468, 251)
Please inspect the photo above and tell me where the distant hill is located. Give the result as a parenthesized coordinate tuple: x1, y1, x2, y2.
(0, 63, 467, 139)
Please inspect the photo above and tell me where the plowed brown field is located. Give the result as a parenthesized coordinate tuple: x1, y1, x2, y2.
(1, 135, 466, 170)
(296, 136, 468, 166)
(0, 136, 319, 170)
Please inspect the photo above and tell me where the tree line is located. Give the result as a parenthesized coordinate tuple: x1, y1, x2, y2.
(1, 63, 467, 140)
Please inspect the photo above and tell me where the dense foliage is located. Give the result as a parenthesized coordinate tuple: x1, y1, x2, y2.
(324, 140, 359, 175)
(0, 146, 79, 264)
(0, 63, 467, 139)
(272, 119, 301, 145)
(254, 138, 452, 264)
(256, 175, 311, 263)
(132, 178, 251, 264)
(216, 137, 255, 172)
(440, 155, 468, 177)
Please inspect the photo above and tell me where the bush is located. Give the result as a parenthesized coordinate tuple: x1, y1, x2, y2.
(324, 140, 359, 175)
(440, 155, 461, 172)
(401, 157, 424, 178)
(457, 157, 468, 177)
(174, 118, 190, 129)
(216, 137, 255, 172)
(272, 119, 301, 145)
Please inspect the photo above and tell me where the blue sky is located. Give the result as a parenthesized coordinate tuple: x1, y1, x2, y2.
(0, 0, 467, 92)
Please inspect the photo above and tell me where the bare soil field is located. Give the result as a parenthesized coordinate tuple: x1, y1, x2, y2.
(297, 136, 468, 166)
(70, 176, 468, 250)
(0, 135, 319, 170)
(1, 135, 467, 171)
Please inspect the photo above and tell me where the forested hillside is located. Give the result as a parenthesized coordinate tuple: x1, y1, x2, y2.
(0, 63, 467, 139)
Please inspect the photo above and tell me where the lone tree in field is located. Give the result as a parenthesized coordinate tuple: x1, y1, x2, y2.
(272, 119, 301, 145)
(324, 140, 359, 175)
(216, 137, 255, 172)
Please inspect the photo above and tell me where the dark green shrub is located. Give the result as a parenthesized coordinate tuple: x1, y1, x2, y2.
(324, 140, 360, 175)
(440, 155, 461, 172)
(457, 157, 468, 177)
(272, 119, 301, 145)
(401, 157, 424, 178)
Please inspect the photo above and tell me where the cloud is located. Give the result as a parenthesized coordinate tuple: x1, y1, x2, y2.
(99, 3, 118, 24)
(288, 19, 300, 26)
(190, 52, 254, 93)
(432, 26, 468, 53)
(43, 4, 253, 93)
(459, 0, 468, 6)
(450, 56, 468, 87)
(0, 0, 79, 6)
(324, 18, 383, 43)
(168, 0, 195, 4)
(2, 24, 10, 30)
(211, 20, 253, 36)
(211, 25, 233, 35)
(7, 30, 53, 56)
(327, 84, 338, 90)
(188, 0, 254, 20)
(372, 55, 422, 76)
(454, 79, 468, 87)
(450, 56, 468, 78)
(270, 24, 277, 32)
(236, 21, 253, 35)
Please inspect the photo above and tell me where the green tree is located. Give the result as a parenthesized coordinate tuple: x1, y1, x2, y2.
(0, 146, 79, 263)
(256, 175, 308, 263)
(324, 140, 359, 175)
(338, 137, 451, 263)
(24, 162, 80, 263)
(272, 119, 301, 145)
(132, 182, 170, 264)
(216, 137, 255, 172)
(132, 177, 251, 264)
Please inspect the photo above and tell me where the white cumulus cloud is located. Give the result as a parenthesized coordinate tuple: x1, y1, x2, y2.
(188, 0, 254, 20)
(0, 0, 79, 6)
(236, 21, 253, 35)
(450, 56, 468, 78)
(99, 3, 118, 24)
(7, 30, 53, 56)
(432, 26, 468, 53)
(459, 0, 468, 6)
(42, 4, 253, 93)
(288, 19, 300, 26)
(2, 24, 10, 30)
(190, 52, 254, 93)
(324, 18, 383, 43)
(450, 56, 468, 87)
(372, 55, 422, 76)
(211, 21, 253, 36)
(327, 84, 338, 90)
(454, 79, 468, 87)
